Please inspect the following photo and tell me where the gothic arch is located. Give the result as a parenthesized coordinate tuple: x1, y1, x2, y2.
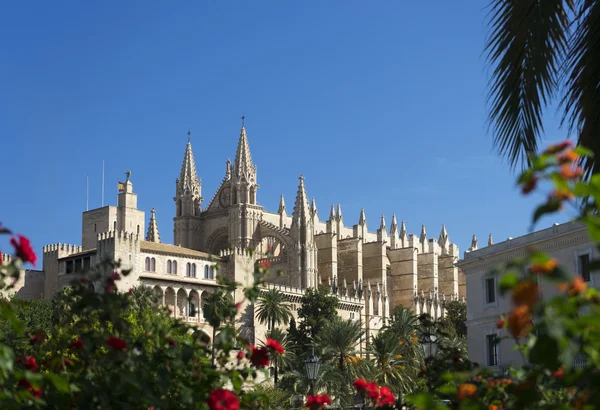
(206, 227, 230, 254)
(255, 222, 291, 251)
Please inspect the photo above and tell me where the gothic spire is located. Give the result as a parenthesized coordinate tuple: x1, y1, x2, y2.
(379, 215, 386, 231)
(471, 234, 479, 250)
(177, 135, 201, 197)
(278, 194, 286, 214)
(390, 214, 398, 234)
(400, 220, 407, 237)
(291, 174, 311, 229)
(420, 224, 427, 242)
(359, 208, 367, 225)
(336, 204, 343, 221)
(145, 207, 160, 243)
(439, 224, 449, 246)
(311, 198, 318, 219)
(233, 120, 255, 180)
(329, 204, 336, 221)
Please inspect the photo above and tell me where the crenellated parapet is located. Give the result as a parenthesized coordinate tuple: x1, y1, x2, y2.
(1, 253, 12, 265)
(43, 243, 83, 256)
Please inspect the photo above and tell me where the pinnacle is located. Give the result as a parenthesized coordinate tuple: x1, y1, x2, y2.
(291, 174, 311, 228)
(145, 207, 161, 243)
(233, 125, 255, 180)
(359, 208, 366, 225)
(278, 194, 286, 214)
(390, 214, 398, 234)
(471, 234, 478, 250)
(177, 138, 201, 196)
(336, 204, 343, 221)
(329, 204, 335, 221)
(400, 220, 407, 237)
(439, 224, 449, 243)
(310, 198, 318, 218)
(420, 224, 427, 242)
(488, 233, 493, 246)
(379, 214, 386, 231)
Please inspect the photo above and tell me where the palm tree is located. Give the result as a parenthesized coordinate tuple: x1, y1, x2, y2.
(255, 288, 293, 330)
(129, 285, 156, 311)
(366, 331, 422, 394)
(202, 289, 235, 364)
(315, 317, 364, 407)
(259, 327, 296, 385)
(486, 0, 600, 175)
(387, 306, 420, 336)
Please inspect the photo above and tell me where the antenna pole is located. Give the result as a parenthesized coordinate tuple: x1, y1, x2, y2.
(101, 160, 105, 207)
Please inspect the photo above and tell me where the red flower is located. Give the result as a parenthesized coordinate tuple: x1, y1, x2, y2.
(237, 350, 245, 360)
(29, 332, 44, 345)
(106, 337, 127, 351)
(250, 345, 269, 367)
(18, 379, 42, 398)
(266, 338, 285, 354)
(377, 386, 395, 407)
(70, 338, 84, 350)
(110, 271, 121, 281)
(353, 378, 369, 391)
(10, 235, 37, 266)
(306, 394, 332, 409)
(260, 260, 271, 269)
(521, 175, 538, 195)
(497, 319, 506, 329)
(366, 382, 380, 399)
(207, 388, 240, 410)
(20, 356, 38, 372)
(552, 367, 565, 379)
(235, 302, 242, 311)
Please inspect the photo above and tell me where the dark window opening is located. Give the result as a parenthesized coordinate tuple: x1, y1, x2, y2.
(66, 260, 74, 274)
(579, 254, 591, 282)
(487, 334, 498, 366)
(485, 277, 495, 304)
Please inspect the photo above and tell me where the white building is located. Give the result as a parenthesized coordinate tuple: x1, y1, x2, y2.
(458, 222, 596, 372)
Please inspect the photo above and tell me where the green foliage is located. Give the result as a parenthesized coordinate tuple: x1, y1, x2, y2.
(436, 301, 467, 340)
(295, 285, 339, 345)
(0, 296, 53, 354)
(255, 288, 293, 330)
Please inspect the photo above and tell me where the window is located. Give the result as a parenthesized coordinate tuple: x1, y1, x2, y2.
(94, 223, 97, 232)
(150, 258, 156, 272)
(191, 263, 197, 278)
(485, 277, 496, 304)
(172, 261, 177, 274)
(486, 334, 498, 366)
(145, 257, 150, 271)
(189, 301, 197, 317)
(204, 266, 209, 279)
(579, 253, 591, 282)
(167, 260, 172, 274)
(209, 266, 214, 279)
(186, 263, 191, 277)
(83, 257, 91, 271)
(113, 221, 117, 230)
(66, 260, 74, 274)
(349, 312, 355, 320)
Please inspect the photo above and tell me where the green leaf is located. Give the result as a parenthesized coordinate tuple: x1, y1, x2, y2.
(574, 146, 593, 158)
(46, 373, 70, 393)
(532, 200, 562, 225)
(0, 302, 24, 335)
(499, 273, 519, 294)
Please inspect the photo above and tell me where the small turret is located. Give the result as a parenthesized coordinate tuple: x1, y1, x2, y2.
(358, 209, 367, 226)
(377, 214, 387, 242)
(329, 204, 336, 221)
(389, 214, 399, 248)
(470, 235, 479, 251)
(488, 233, 493, 246)
(145, 207, 161, 243)
(420, 224, 427, 243)
(399, 220, 408, 247)
(439, 224, 450, 253)
(336, 204, 343, 223)
(311, 198, 319, 222)
(278, 194, 286, 214)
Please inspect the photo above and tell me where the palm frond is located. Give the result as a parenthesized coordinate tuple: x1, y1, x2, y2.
(486, 0, 571, 169)
(561, 0, 600, 176)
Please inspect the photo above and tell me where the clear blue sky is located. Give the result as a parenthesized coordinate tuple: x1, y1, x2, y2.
(0, 1, 573, 267)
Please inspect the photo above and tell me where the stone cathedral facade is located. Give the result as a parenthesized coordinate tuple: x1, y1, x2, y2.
(9, 120, 465, 348)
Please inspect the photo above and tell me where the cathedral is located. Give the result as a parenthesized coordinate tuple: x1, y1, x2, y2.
(7, 119, 465, 346)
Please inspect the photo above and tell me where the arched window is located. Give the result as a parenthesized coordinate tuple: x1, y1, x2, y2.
(191, 263, 197, 278)
(172, 261, 177, 274)
(204, 266, 209, 279)
(150, 258, 156, 272)
(210, 266, 215, 279)
(167, 260, 172, 274)
(186, 263, 191, 277)
(145, 257, 150, 271)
